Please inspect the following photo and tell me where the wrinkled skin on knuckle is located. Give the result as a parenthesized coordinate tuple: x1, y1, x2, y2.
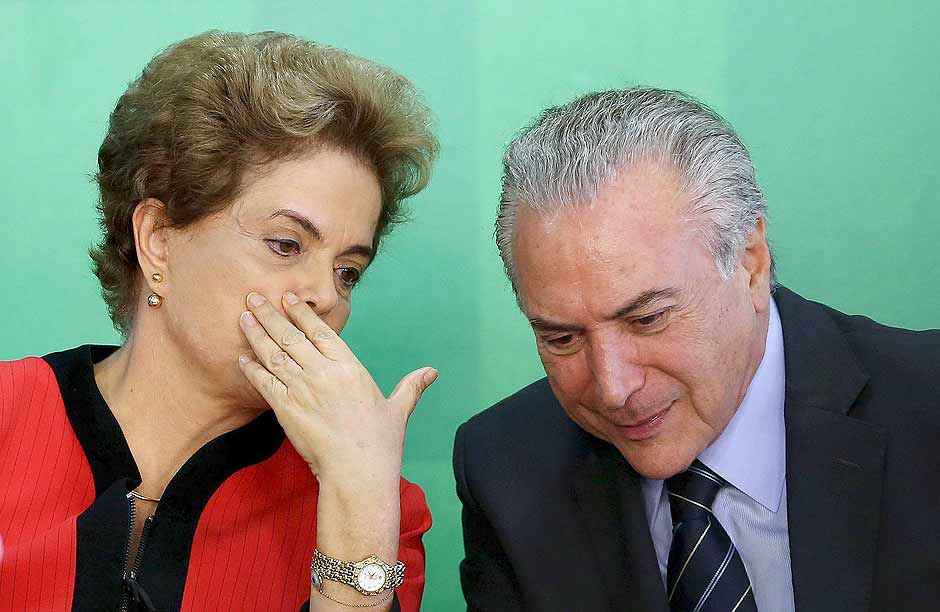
(281, 329, 306, 346)
(270, 350, 291, 368)
(265, 375, 282, 398)
(308, 326, 334, 342)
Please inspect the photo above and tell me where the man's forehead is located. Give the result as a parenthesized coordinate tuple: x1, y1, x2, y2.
(514, 208, 691, 271)
(513, 192, 705, 323)
(517, 160, 686, 224)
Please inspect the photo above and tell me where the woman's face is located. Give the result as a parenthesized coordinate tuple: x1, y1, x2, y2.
(157, 147, 382, 406)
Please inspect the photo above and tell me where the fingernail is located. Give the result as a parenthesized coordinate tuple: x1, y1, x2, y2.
(284, 292, 300, 305)
(238, 354, 251, 365)
(423, 368, 439, 385)
(247, 292, 266, 307)
(240, 311, 258, 327)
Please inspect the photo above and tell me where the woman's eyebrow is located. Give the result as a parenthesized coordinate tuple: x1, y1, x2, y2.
(268, 208, 375, 261)
(268, 209, 322, 241)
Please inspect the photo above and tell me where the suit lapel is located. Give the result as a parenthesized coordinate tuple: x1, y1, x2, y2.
(776, 288, 886, 612)
(572, 438, 670, 612)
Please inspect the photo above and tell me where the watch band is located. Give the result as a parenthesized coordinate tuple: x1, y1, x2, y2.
(311, 549, 406, 595)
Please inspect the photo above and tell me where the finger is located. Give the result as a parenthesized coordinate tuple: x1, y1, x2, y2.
(247, 292, 322, 367)
(239, 310, 303, 383)
(388, 367, 438, 420)
(238, 354, 289, 409)
(281, 292, 351, 361)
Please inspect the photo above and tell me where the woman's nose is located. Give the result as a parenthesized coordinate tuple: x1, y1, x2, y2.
(292, 269, 339, 318)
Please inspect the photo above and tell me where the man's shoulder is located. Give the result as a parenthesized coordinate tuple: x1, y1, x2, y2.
(777, 287, 940, 429)
(779, 287, 940, 377)
(835, 309, 940, 418)
(460, 377, 574, 438)
(456, 378, 589, 473)
(836, 308, 939, 368)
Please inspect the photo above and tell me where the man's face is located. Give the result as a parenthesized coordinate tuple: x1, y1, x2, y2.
(512, 161, 771, 479)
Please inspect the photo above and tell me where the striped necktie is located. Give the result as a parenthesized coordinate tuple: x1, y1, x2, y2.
(665, 460, 758, 612)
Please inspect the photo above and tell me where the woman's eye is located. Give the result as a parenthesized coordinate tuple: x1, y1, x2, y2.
(266, 239, 301, 257)
(336, 267, 362, 288)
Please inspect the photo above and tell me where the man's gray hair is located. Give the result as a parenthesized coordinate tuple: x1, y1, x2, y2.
(496, 87, 776, 301)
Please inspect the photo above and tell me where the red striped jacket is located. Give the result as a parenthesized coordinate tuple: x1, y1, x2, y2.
(0, 346, 431, 611)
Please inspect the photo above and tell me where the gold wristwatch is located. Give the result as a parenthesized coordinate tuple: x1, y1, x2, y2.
(310, 549, 406, 596)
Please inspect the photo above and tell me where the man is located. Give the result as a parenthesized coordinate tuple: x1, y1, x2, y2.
(454, 88, 939, 612)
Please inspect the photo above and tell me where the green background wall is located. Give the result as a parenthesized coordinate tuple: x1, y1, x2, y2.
(2, 2, 938, 609)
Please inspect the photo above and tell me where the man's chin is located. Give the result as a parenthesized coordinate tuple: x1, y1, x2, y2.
(617, 445, 697, 480)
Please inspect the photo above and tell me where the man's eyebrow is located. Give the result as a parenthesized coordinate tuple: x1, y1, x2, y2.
(612, 287, 680, 318)
(267, 208, 375, 261)
(527, 287, 680, 333)
(528, 317, 582, 334)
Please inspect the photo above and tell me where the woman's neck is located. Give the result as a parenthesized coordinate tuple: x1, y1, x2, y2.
(94, 327, 262, 498)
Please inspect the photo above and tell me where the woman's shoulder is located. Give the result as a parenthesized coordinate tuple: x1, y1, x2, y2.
(2, 344, 94, 393)
(0, 353, 59, 406)
(0, 352, 77, 456)
(1, 353, 50, 371)
(0, 345, 117, 417)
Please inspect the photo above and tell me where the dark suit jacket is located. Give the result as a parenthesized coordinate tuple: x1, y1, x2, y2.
(454, 287, 940, 611)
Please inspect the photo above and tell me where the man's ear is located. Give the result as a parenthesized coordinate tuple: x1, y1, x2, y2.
(741, 216, 772, 313)
(133, 198, 170, 295)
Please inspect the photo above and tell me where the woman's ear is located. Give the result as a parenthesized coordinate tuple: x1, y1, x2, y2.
(133, 198, 170, 295)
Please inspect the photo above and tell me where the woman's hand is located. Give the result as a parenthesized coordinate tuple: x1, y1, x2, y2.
(236, 291, 438, 488)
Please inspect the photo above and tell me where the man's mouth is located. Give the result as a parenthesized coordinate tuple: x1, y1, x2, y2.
(613, 401, 674, 440)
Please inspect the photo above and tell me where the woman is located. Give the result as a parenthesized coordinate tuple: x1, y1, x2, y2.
(0, 31, 438, 612)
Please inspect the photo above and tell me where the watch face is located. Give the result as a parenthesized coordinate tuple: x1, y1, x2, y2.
(357, 563, 387, 593)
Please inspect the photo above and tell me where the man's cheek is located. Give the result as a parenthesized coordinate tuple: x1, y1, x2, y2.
(567, 406, 613, 443)
(544, 363, 586, 402)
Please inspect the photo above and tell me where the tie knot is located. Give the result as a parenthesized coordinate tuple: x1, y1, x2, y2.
(665, 460, 725, 522)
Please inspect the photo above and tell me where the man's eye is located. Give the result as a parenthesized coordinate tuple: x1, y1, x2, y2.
(542, 334, 580, 354)
(336, 267, 362, 288)
(266, 239, 301, 257)
(633, 310, 668, 330)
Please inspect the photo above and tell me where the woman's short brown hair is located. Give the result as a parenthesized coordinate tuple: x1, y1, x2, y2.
(91, 30, 438, 335)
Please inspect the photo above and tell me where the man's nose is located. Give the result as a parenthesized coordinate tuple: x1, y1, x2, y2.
(586, 335, 645, 411)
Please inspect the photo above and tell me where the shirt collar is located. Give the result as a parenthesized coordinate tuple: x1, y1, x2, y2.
(697, 296, 787, 512)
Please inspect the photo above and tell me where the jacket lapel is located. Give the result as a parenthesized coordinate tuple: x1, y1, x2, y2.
(776, 288, 886, 612)
(572, 438, 670, 612)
